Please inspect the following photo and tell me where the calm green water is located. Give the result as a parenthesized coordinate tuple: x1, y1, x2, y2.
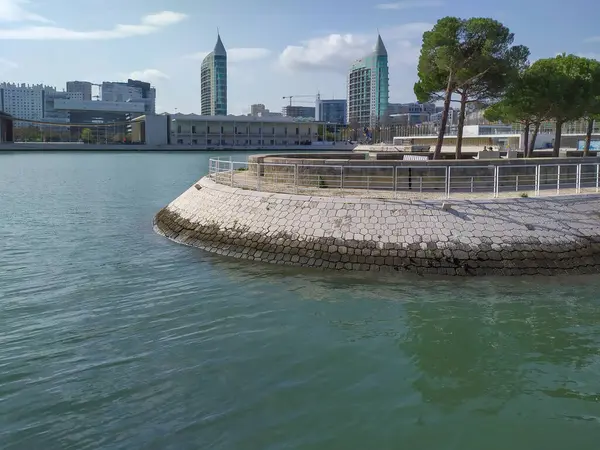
(1, 151, 600, 450)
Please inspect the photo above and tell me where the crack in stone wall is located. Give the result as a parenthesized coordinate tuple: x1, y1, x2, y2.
(154, 177, 600, 276)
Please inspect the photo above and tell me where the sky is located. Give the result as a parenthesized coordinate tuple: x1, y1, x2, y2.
(0, 0, 599, 115)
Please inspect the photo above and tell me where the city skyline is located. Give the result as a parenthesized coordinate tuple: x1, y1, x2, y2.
(0, 0, 599, 115)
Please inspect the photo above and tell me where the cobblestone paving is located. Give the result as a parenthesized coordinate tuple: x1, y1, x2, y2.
(154, 176, 600, 276)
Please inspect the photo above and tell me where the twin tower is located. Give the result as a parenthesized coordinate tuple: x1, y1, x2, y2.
(200, 32, 389, 125)
(201, 34, 227, 116)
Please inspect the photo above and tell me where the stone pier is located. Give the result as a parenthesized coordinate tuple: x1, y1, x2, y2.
(154, 176, 600, 276)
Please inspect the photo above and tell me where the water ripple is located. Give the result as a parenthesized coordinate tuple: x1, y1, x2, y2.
(2, 152, 600, 449)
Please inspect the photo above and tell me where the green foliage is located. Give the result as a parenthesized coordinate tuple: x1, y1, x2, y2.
(80, 128, 93, 143)
(414, 16, 463, 103)
(415, 17, 529, 104)
(528, 55, 595, 124)
(524, 54, 600, 156)
(415, 16, 529, 159)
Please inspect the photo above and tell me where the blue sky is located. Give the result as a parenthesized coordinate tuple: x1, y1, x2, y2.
(0, 0, 599, 115)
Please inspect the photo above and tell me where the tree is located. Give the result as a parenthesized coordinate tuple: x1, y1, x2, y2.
(414, 17, 463, 159)
(348, 119, 360, 141)
(415, 17, 529, 159)
(581, 59, 600, 156)
(452, 18, 530, 158)
(484, 101, 531, 152)
(527, 54, 596, 157)
(80, 128, 93, 143)
(484, 67, 550, 157)
(583, 110, 600, 157)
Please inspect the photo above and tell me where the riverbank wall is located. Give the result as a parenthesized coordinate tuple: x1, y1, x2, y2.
(0, 143, 356, 152)
(154, 176, 600, 276)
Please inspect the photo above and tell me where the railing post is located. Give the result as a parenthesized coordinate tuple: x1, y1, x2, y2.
(446, 167, 451, 198)
(515, 175, 519, 192)
(393, 166, 397, 200)
(470, 176, 474, 193)
(340, 165, 344, 195)
(535, 165, 540, 196)
(420, 176, 423, 193)
(256, 163, 261, 191)
(597, 164, 599, 193)
(557, 165, 561, 195)
(294, 164, 298, 194)
(230, 160, 234, 187)
(577, 164, 581, 194)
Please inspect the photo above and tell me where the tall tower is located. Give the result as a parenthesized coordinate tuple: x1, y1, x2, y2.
(201, 33, 228, 116)
(347, 34, 389, 128)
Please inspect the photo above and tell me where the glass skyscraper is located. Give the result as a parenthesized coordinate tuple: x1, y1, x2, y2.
(316, 98, 347, 125)
(347, 35, 389, 128)
(201, 34, 227, 116)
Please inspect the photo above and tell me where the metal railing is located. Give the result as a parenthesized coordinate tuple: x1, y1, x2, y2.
(207, 158, 600, 200)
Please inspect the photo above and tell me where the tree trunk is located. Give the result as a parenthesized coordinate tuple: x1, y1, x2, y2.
(552, 120, 563, 158)
(434, 73, 453, 160)
(455, 90, 468, 160)
(529, 121, 540, 157)
(522, 121, 530, 157)
(584, 118, 594, 157)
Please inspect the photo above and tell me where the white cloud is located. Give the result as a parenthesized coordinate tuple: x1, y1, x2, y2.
(184, 47, 271, 63)
(279, 34, 371, 72)
(0, 10, 187, 40)
(0, 0, 52, 23)
(128, 69, 169, 83)
(584, 36, 600, 44)
(278, 23, 431, 73)
(376, 1, 444, 9)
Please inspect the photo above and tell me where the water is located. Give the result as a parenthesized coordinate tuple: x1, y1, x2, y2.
(1, 151, 600, 450)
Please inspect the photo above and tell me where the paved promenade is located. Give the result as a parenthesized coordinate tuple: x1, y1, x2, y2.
(154, 176, 600, 276)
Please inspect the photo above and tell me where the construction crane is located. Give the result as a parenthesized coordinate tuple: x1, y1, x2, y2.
(282, 95, 316, 107)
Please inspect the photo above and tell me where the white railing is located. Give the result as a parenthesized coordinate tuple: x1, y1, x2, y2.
(207, 158, 600, 200)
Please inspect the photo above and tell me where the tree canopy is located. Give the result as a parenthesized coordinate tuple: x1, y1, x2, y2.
(415, 16, 529, 159)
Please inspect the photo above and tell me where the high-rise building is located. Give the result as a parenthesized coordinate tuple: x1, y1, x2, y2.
(44, 90, 83, 128)
(66, 81, 92, 101)
(316, 97, 347, 125)
(347, 35, 389, 128)
(282, 105, 315, 119)
(387, 102, 436, 116)
(101, 79, 155, 115)
(201, 34, 228, 116)
(250, 104, 266, 117)
(0, 83, 47, 126)
(249, 104, 283, 118)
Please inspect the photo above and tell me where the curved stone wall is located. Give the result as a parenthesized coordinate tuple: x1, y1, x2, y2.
(154, 176, 600, 276)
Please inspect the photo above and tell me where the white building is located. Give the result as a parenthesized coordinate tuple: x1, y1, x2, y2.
(66, 81, 93, 101)
(131, 114, 323, 147)
(249, 104, 284, 118)
(53, 99, 145, 113)
(43, 90, 83, 128)
(101, 79, 156, 115)
(0, 83, 48, 126)
(250, 104, 266, 116)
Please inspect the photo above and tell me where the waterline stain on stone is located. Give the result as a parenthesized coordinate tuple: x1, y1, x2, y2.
(154, 177, 600, 276)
